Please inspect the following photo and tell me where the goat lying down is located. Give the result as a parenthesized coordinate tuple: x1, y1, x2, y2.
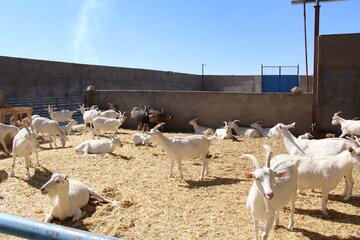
(75, 135, 122, 156)
(41, 173, 116, 222)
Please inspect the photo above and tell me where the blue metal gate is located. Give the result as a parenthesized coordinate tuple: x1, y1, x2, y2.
(261, 65, 299, 92)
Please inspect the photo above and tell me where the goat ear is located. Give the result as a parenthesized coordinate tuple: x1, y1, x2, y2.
(243, 171, 254, 180)
(64, 175, 69, 181)
(275, 169, 287, 178)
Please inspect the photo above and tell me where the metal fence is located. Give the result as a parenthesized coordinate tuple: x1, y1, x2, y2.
(5, 96, 85, 124)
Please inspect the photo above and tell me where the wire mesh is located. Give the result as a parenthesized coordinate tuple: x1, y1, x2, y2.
(4, 96, 85, 125)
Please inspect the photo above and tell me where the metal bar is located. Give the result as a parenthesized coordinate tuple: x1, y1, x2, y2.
(292, 0, 346, 5)
(312, 1, 320, 123)
(261, 65, 299, 68)
(0, 213, 121, 240)
(303, 2, 309, 92)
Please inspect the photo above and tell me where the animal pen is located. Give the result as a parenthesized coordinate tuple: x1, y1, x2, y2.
(0, 33, 359, 239)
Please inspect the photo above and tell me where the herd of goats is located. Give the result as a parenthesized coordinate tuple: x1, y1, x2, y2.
(1, 103, 360, 239)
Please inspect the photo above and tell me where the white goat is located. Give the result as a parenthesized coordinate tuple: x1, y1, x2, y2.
(99, 110, 121, 119)
(148, 123, 217, 180)
(243, 145, 298, 240)
(273, 122, 357, 200)
(228, 120, 260, 138)
(60, 119, 78, 136)
(297, 132, 313, 139)
(91, 113, 126, 139)
(40, 173, 116, 222)
(188, 118, 215, 136)
(75, 135, 122, 156)
(10, 124, 39, 180)
(45, 105, 76, 123)
(332, 111, 360, 138)
(214, 121, 233, 139)
(250, 121, 280, 138)
(31, 117, 68, 148)
(0, 123, 19, 154)
(270, 143, 360, 216)
(77, 104, 100, 132)
(132, 133, 152, 146)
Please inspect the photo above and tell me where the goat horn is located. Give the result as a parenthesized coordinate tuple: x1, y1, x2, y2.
(285, 122, 296, 129)
(334, 111, 342, 116)
(355, 136, 360, 147)
(233, 119, 241, 124)
(241, 154, 261, 169)
(23, 124, 31, 135)
(152, 123, 165, 131)
(263, 145, 272, 168)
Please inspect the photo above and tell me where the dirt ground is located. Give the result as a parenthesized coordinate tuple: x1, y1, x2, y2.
(0, 127, 359, 240)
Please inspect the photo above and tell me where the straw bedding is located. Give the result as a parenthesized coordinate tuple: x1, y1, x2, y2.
(0, 128, 359, 239)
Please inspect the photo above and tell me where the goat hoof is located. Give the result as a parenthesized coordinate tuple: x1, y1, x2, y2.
(322, 211, 330, 218)
(261, 233, 268, 240)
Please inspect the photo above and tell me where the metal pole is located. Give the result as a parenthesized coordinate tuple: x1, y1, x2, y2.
(0, 213, 121, 240)
(303, 2, 309, 92)
(312, 0, 320, 123)
(202, 64, 206, 77)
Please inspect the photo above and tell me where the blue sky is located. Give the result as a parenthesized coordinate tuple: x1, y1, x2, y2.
(0, 1, 359, 75)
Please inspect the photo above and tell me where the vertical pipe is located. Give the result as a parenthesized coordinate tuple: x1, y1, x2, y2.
(312, 1, 320, 124)
(303, 2, 309, 92)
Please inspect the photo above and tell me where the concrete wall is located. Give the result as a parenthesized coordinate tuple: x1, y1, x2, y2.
(0, 56, 311, 99)
(317, 33, 360, 132)
(202, 75, 262, 92)
(87, 90, 313, 135)
(0, 56, 203, 98)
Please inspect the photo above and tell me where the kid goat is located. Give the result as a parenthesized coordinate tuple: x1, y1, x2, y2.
(243, 145, 298, 240)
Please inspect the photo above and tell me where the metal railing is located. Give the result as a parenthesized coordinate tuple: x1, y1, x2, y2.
(0, 213, 122, 240)
(4, 96, 85, 125)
